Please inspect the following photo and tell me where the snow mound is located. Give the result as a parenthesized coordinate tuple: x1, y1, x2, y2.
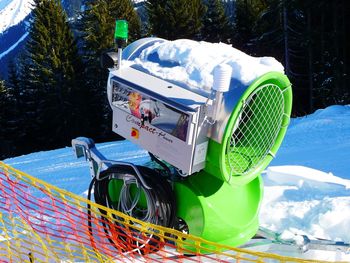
(312, 105, 350, 118)
(266, 165, 350, 189)
(271, 105, 350, 179)
(131, 39, 284, 90)
(261, 165, 350, 243)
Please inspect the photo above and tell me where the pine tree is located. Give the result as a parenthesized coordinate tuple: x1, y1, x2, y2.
(0, 79, 6, 149)
(252, 0, 320, 114)
(0, 79, 5, 99)
(0, 79, 16, 158)
(146, 0, 206, 40)
(232, 0, 349, 114)
(0, 79, 6, 136)
(22, 0, 84, 150)
(233, 0, 267, 52)
(7, 61, 21, 100)
(312, 0, 349, 109)
(3, 61, 23, 155)
(202, 0, 232, 43)
(79, 0, 141, 140)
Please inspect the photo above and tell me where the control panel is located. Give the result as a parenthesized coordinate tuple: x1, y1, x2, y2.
(107, 67, 209, 175)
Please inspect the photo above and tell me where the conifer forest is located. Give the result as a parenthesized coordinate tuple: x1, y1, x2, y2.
(0, 0, 349, 159)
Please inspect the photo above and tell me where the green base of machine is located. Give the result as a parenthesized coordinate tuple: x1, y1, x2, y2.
(171, 71, 291, 250)
(174, 171, 263, 251)
(106, 71, 292, 251)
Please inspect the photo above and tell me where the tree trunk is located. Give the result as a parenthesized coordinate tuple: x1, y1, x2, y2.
(282, 0, 290, 76)
(340, 0, 347, 103)
(307, 7, 313, 112)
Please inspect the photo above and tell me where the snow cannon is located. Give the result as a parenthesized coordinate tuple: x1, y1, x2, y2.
(72, 30, 292, 253)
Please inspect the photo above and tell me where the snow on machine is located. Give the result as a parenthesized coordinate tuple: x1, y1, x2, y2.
(72, 20, 293, 253)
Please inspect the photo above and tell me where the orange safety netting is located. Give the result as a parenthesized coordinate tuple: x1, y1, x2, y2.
(0, 162, 343, 263)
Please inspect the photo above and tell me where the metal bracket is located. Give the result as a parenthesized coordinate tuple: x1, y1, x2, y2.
(71, 137, 151, 189)
(256, 226, 350, 254)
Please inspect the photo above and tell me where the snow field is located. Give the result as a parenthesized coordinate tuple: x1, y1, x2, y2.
(262, 166, 350, 242)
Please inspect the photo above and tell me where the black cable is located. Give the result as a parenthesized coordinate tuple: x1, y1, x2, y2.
(87, 176, 96, 249)
(148, 152, 187, 181)
(148, 152, 172, 177)
(87, 173, 126, 252)
(87, 164, 176, 254)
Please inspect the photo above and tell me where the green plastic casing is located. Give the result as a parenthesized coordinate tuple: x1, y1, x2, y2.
(108, 37, 293, 251)
(173, 72, 292, 250)
(205, 72, 292, 186)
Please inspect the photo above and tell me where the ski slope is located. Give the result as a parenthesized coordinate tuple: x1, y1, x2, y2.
(4, 104, 350, 261)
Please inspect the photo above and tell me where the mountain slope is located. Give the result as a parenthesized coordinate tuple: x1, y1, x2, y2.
(0, 0, 84, 77)
(0, 0, 34, 33)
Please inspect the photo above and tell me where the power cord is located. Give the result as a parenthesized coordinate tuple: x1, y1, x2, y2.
(87, 164, 176, 255)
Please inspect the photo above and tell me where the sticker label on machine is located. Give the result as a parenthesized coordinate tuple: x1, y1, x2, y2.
(113, 108, 194, 172)
(112, 81, 190, 142)
(126, 115, 175, 143)
(193, 141, 209, 166)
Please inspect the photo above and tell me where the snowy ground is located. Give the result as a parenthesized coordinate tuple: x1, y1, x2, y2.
(4, 104, 350, 261)
(262, 105, 350, 241)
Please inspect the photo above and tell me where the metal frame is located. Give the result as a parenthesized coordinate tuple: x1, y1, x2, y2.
(107, 67, 210, 175)
(71, 137, 151, 189)
(255, 227, 350, 254)
(226, 83, 285, 177)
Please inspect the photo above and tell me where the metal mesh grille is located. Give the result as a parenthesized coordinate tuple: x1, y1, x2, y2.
(226, 84, 285, 176)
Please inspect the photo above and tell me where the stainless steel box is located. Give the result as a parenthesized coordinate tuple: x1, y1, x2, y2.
(107, 67, 210, 175)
